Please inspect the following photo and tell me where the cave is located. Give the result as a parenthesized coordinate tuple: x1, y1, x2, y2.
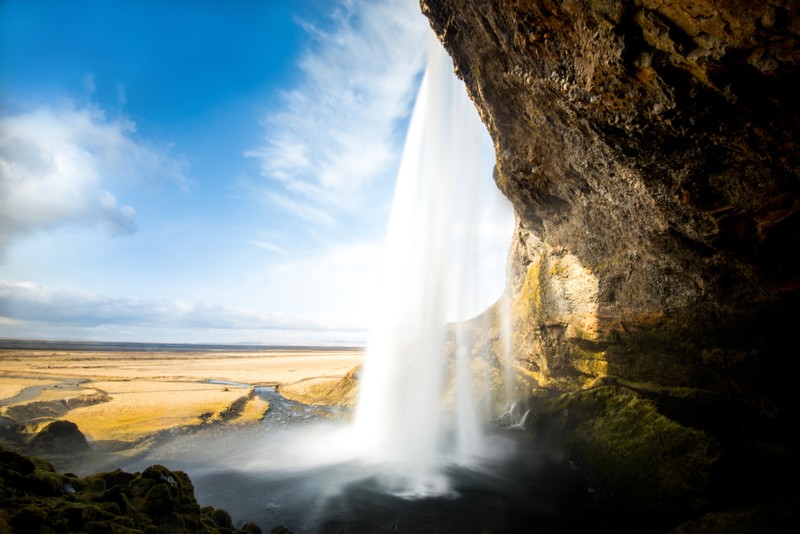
(420, 0, 800, 530)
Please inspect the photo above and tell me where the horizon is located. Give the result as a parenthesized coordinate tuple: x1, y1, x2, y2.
(0, 0, 513, 345)
(0, 337, 364, 350)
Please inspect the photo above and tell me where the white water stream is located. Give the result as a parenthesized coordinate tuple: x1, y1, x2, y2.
(352, 34, 511, 495)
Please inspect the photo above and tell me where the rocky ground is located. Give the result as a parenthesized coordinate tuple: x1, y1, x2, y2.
(0, 441, 272, 533)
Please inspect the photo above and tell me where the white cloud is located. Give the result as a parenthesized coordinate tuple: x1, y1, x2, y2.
(260, 239, 384, 322)
(0, 280, 363, 335)
(247, 0, 428, 223)
(268, 192, 335, 226)
(247, 239, 288, 255)
(0, 102, 188, 258)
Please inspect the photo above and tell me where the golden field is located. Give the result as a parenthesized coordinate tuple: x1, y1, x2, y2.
(0, 348, 362, 447)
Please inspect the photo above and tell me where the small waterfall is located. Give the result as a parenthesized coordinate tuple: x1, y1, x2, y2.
(352, 34, 498, 494)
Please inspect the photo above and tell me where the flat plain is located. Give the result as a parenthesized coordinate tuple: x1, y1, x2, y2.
(0, 348, 363, 446)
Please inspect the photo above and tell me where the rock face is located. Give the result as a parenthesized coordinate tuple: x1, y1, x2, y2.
(422, 0, 799, 399)
(421, 0, 799, 529)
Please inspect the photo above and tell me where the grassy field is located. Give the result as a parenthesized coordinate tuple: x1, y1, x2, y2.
(0, 348, 362, 446)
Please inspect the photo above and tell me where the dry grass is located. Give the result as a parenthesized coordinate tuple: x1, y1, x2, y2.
(0, 350, 362, 385)
(32, 385, 101, 403)
(230, 396, 270, 425)
(280, 366, 360, 407)
(66, 380, 251, 442)
(0, 348, 362, 447)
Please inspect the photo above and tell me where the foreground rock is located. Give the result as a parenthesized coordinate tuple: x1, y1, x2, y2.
(421, 0, 800, 529)
(0, 447, 268, 533)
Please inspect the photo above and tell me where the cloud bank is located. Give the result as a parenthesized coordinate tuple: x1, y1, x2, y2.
(0, 102, 187, 258)
(247, 0, 428, 222)
(0, 280, 362, 334)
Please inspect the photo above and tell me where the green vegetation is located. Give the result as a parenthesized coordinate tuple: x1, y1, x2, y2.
(0, 448, 265, 533)
(514, 257, 545, 324)
(526, 385, 717, 528)
(523, 379, 800, 530)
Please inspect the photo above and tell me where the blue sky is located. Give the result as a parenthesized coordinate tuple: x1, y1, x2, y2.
(0, 0, 512, 345)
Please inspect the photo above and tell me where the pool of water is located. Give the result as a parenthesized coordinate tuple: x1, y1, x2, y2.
(115, 388, 595, 533)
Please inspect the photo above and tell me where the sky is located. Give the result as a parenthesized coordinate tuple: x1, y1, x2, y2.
(0, 0, 513, 346)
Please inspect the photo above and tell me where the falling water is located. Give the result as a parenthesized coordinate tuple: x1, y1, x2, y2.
(352, 34, 501, 494)
(97, 29, 596, 534)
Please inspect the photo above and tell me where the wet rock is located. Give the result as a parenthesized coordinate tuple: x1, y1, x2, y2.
(515, 381, 800, 528)
(523, 385, 717, 528)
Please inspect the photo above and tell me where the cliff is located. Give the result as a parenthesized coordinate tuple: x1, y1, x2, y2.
(421, 0, 800, 530)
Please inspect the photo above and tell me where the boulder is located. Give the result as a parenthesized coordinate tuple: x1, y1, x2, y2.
(29, 420, 90, 454)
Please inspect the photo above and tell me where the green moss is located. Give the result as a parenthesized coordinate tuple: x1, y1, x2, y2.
(514, 256, 546, 324)
(548, 257, 567, 277)
(10, 504, 47, 532)
(0, 446, 264, 533)
(569, 324, 595, 341)
(527, 386, 718, 528)
(210, 507, 233, 529)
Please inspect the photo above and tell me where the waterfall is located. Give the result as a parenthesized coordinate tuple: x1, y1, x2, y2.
(352, 33, 504, 495)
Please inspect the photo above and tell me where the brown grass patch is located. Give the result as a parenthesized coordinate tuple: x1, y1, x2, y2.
(0, 348, 363, 446)
(66, 380, 250, 442)
(229, 396, 270, 424)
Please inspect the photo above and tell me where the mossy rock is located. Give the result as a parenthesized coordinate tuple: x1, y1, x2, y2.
(669, 493, 800, 533)
(141, 482, 177, 516)
(210, 507, 234, 528)
(525, 385, 718, 529)
(0, 446, 263, 533)
(0, 449, 36, 475)
(523, 380, 800, 530)
(29, 420, 90, 454)
(10, 503, 48, 532)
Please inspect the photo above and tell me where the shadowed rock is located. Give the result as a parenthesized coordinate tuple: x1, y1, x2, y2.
(420, 0, 800, 530)
(0, 446, 275, 533)
(29, 420, 90, 455)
